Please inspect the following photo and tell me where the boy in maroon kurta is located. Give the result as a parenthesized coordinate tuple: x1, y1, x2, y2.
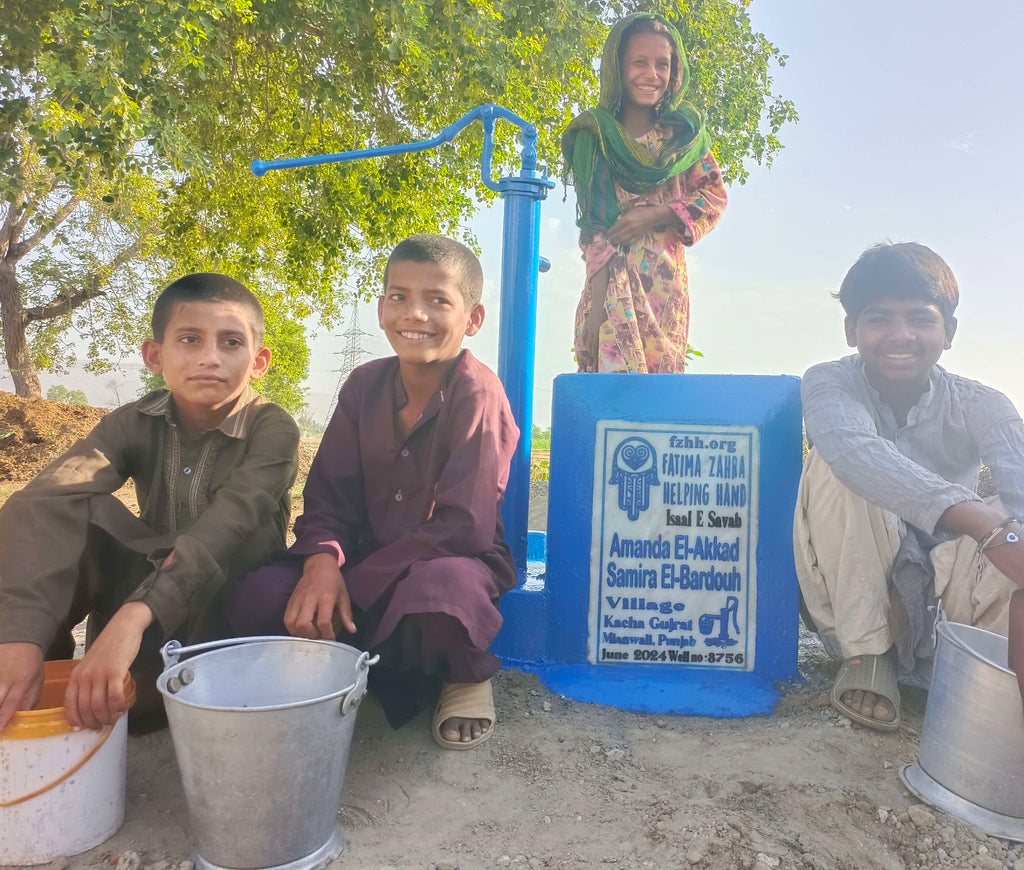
(230, 235, 518, 749)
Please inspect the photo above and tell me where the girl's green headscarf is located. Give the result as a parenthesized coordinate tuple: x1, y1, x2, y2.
(562, 13, 711, 240)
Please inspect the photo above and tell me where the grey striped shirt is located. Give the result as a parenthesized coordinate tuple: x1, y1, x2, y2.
(802, 355, 1024, 536)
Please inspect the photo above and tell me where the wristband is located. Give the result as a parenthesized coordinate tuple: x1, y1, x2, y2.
(317, 540, 345, 568)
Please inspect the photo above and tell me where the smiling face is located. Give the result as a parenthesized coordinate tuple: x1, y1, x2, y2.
(142, 300, 270, 430)
(620, 31, 674, 112)
(377, 259, 484, 370)
(845, 299, 956, 396)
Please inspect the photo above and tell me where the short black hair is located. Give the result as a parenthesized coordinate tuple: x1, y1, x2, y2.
(383, 234, 484, 308)
(152, 273, 265, 344)
(838, 242, 959, 324)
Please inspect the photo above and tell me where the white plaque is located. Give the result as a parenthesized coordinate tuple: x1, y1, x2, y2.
(588, 421, 759, 669)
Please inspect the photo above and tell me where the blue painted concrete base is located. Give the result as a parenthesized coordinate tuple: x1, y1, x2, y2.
(495, 376, 802, 718)
(522, 663, 780, 717)
(527, 530, 547, 561)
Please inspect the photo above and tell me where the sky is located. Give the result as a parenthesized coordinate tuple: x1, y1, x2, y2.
(9, 0, 1024, 427)
(300, 0, 1024, 427)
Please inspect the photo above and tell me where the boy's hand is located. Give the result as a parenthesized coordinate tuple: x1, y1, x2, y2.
(939, 502, 1024, 589)
(284, 553, 356, 640)
(0, 642, 45, 730)
(65, 601, 152, 731)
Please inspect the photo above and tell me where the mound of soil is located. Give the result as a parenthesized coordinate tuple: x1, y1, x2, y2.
(296, 437, 318, 484)
(0, 392, 319, 485)
(0, 391, 109, 482)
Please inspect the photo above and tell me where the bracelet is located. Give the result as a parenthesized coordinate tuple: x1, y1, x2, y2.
(977, 517, 1023, 554)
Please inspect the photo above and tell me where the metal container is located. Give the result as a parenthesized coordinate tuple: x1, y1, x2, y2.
(901, 616, 1024, 840)
(158, 637, 376, 870)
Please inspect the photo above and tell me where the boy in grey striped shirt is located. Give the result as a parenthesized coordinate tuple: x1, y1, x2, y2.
(795, 242, 1024, 731)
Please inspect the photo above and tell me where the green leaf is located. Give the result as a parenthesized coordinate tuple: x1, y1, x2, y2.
(0, 0, 793, 401)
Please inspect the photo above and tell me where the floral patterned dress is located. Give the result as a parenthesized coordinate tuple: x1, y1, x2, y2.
(574, 125, 727, 373)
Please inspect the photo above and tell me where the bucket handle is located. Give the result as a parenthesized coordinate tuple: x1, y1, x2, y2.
(160, 637, 379, 715)
(0, 724, 113, 808)
(341, 650, 379, 716)
(930, 600, 947, 650)
(160, 635, 323, 668)
(932, 601, 992, 660)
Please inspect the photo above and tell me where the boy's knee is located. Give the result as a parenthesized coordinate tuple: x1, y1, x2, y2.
(226, 559, 301, 637)
(400, 611, 463, 641)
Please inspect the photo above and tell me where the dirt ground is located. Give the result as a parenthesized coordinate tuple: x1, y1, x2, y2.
(2, 394, 1022, 870)
(48, 653, 1024, 870)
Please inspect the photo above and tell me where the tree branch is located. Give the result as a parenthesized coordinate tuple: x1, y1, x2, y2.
(0, 189, 27, 261)
(24, 282, 105, 321)
(9, 194, 81, 261)
(24, 234, 145, 321)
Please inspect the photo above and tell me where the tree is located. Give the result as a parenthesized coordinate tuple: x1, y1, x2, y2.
(1, 0, 795, 403)
(46, 384, 88, 405)
(294, 411, 326, 438)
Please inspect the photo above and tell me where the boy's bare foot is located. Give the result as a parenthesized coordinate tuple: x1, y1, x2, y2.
(440, 715, 491, 744)
(432, 680, 495, 750)
(830, 653, 901, 732)
(838, 688, 897, 725)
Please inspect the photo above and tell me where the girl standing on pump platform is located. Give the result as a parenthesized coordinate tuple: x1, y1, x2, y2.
(562, 12, 727, 373)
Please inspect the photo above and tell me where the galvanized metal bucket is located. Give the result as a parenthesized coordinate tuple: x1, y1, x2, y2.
(901, 614, 1024, 841)
(158, 636, 377, 870)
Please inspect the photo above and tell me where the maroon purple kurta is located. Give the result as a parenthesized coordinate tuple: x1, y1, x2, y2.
(294, 349, 519, 646)
(231, 350, 519, 723)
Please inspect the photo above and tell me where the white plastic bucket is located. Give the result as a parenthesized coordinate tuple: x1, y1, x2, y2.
(0, 660, 135, 865)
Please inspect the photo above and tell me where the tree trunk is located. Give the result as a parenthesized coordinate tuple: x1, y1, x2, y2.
(0, 261, 41, 398)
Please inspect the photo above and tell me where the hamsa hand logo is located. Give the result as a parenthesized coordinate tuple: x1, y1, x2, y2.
(609, 437, 660, 521)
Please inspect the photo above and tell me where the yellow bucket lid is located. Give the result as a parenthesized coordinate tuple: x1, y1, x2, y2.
(1, 659, 136, 739)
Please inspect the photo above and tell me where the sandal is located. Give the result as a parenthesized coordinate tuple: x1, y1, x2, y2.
(431, 680, 495, 750)
(831, 652, 901, 732)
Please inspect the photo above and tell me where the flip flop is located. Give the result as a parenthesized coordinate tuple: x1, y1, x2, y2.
(830, 653, 901, 732)
(431, 680, 495, 750)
